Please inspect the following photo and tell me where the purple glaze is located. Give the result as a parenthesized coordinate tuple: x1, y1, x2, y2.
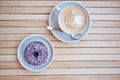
(24, 41, 48, 66)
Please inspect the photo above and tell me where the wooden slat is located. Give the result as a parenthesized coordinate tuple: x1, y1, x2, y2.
(84, 34, 120, 41)
(1, 61, 120, 69)
(0, 34, 56, 41)
(0, 41, 120, 48)
(0, 41, 21, 48)
(0, 34, 120, 41)
(33, 61, 120, 68)
(53, 41, 120, 47)
(0, 1, 120, 7)
(91, 15, 120, 20)
(54, 48, 120, 55)
(0, 48, 16, 55)
(55, 55, 120, 61)
(0, 21, 119, 28)
(1, 55, 120, 61)
(90, 28, 120, 33)
(0, 7, 52, 14)
(0, 14, 120, 20)
(0, 48, 120, 55)
(0, 62, 22, 69)
(91, 21, 120, 28)
(0, 1, 60, 7)
(0, 28, 120, 33)
(0, 28, 49, 33)
(0, 55, 17, 61)
(0, 7, 119, 14)
(0, 14, 48, 20)
(1, 68, 120, 75)
(88, 8, 120, 14)
(0, 20, 48, 27)
(0, 75, 120, 80)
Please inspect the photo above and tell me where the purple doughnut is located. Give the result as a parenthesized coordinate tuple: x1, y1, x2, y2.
(24, 41, 48, 66)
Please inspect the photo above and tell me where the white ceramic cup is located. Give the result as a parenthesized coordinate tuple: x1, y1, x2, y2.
(56, 2, 90, 35)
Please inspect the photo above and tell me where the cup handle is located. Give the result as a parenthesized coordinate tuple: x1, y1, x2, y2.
(55, 7, 61, 12)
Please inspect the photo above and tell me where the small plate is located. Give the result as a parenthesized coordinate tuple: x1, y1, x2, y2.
(17, 35, 54, 72)
(48, 1, 90, 43)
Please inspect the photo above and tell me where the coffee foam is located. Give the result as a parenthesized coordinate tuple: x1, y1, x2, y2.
(59, 6, 87, 35)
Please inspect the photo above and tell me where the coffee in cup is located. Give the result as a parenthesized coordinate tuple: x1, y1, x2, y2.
(58, 6, 88, 35)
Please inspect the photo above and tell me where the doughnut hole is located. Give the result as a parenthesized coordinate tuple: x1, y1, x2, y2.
(32, 51, 39, 57)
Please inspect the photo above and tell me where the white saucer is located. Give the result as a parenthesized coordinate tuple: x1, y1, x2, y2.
(48, 1, 90, 43)
(17, 35, 54, 72)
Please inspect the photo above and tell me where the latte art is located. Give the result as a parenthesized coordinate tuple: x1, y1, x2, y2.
(73, 15, 82, 25)
(59, 6, 87, 34)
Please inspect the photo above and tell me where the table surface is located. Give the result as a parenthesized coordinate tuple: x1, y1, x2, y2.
(0, 0, 120, 80)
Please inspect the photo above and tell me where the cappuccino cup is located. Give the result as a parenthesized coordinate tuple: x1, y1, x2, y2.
(56, 3, 90, 35)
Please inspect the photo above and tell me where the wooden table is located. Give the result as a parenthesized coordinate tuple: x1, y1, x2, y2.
(0, 0, 120, 80)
